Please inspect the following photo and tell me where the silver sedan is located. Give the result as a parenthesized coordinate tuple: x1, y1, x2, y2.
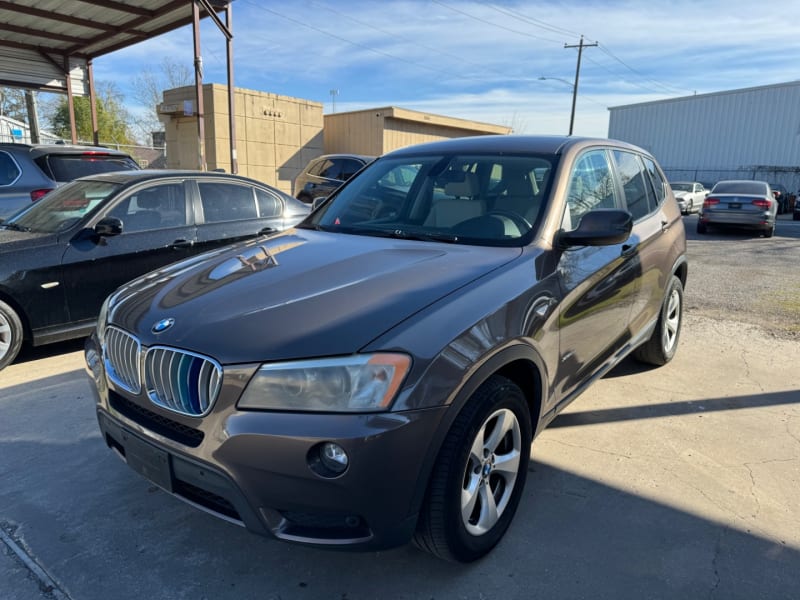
(697, 179, 777, 237)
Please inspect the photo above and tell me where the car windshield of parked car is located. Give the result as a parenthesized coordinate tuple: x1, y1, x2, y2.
(303, 153, 555, 246)
(670, 183, 692, 192)
(2, 180, 121, 233)
(712, 181, 767, 195)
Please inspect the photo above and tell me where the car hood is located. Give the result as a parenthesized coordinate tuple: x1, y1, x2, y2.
(108, 229, 521, 363)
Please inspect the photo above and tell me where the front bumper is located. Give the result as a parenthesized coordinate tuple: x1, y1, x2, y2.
(85, 334, 448, 551)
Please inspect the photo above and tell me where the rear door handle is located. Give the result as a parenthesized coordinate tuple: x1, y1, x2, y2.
(661, 220, 670, 232)
(171, 238, 194, 249)
(621, 244, 636, 257)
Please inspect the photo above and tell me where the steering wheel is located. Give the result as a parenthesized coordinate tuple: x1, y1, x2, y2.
(486, 210, 532, 233)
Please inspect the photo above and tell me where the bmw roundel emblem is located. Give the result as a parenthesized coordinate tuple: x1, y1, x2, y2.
(152, 318, 175, 333)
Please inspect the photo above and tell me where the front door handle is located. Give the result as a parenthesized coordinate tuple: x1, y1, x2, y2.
(661, 219, 670, 232)
(621, 244, 636, 257)
(171, 238, 194, 249)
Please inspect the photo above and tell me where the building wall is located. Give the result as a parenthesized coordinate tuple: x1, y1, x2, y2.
(608, 81, 800, 188)
(323, 111, 383, 156)
(324, 106, 510, 156)
(160, 84, 323, 194)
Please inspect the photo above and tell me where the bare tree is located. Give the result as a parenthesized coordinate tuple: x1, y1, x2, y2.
(131, 57, 192, 144)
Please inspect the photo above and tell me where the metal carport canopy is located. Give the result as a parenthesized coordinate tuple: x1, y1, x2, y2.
(0, 0, 235, 170)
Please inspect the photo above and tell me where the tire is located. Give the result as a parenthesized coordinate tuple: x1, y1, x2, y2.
(633, 275, 683, 366)
(686, 199, 693, 214)
(794, 212, 800, 221)
(763, 223, 775, 238)
(0, 300, 24, 371)
(414, 375, 532, 562)
(696, 221, 707, 234)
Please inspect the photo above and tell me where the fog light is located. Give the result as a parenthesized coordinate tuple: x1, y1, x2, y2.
(320, 442, 349, 474)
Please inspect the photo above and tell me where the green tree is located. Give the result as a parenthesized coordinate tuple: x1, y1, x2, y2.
(50, 82, 134, 147)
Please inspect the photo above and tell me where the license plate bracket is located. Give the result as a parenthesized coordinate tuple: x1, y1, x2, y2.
(729, 202, 741, 209)
(122, 429, 173, 492)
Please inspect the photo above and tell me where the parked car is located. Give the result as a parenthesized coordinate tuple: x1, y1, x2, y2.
(85, 135, 687, 562)
(293, 153, 374, 203)
(697, 180, 777, 237)
(0, 143, 140, 219)
(669, 181, 708, 214)
(769, 183, 788, 214)
(0, 170, 309, 370)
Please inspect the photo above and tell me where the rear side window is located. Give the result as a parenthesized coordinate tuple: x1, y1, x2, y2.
(0, 151, 21, 185)
(199, 182, 259, 223)
(256, 189, 282, 217)
(642, 156, 667, 206)
(612, 150, 657, 221)
(36, 154, 139, 181)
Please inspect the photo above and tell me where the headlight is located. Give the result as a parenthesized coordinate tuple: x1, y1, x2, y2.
(238, 353, 411, 412)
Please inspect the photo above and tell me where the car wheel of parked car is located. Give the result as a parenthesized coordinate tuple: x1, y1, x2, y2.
(414, 375, 532, 562)
(0, 300, 24, 370)
(633, 275, 683, 366)
(696, 221, 707, 234)
(763, 224, 775, 238)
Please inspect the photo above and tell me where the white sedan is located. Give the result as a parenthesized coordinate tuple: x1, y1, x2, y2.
(670, 181, 708, 214)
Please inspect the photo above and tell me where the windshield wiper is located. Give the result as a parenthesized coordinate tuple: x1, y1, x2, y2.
(1, 222, 31, 232)
(359, 228, 460, 243)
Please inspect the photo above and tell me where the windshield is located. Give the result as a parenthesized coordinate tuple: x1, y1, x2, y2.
(2, 180, 121, 233)
(670, 183, 692, 192)
(303, 152, 555, 246)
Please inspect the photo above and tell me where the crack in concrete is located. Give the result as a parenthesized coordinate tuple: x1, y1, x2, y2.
(708, 529, 723, 599)
(742, 463, 762, 519)
(544, 439, 633, 460)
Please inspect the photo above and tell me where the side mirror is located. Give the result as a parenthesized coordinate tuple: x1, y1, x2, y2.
(559, 209, 633, 248)
(95, 216, 123, 237)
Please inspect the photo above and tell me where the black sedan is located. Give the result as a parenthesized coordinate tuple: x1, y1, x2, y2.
(0, 170, 309, 370)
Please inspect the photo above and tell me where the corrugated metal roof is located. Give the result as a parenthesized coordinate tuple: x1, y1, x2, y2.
(0, 1, 231, 94)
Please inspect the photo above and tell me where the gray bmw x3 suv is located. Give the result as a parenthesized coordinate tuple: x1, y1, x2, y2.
(85, 135, 687, 562)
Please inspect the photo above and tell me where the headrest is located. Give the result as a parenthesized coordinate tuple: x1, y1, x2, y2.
(444, 172, 478, 198)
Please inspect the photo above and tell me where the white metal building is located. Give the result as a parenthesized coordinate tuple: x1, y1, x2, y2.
(608, 80, 800, 190)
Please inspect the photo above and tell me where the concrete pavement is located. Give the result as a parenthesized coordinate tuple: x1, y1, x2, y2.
(1, 311, 798, 599)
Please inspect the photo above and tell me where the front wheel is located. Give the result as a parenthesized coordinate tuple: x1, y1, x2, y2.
(633, 275, 683, 366)
(414, 375, 532, 562)
(0, 300, 24, 371)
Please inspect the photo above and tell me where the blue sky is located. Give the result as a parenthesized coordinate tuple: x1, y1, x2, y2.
(92, 0, 800, 138)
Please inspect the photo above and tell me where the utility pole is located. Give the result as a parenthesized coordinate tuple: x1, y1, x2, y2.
(564, 35, 597, 135)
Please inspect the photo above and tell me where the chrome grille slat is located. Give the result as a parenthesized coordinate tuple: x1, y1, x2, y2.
(101, 327, 222, 418)
(103, 327, 141, 394)
(145, 346, 222, 417)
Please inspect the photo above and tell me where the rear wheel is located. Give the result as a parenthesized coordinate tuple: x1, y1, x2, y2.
(696, 221, 707, 234)
(414, 375, 532, 562)
(633, 276, 683, 366)
(0, 300, 24, 371)
(763, 223, 775, 238)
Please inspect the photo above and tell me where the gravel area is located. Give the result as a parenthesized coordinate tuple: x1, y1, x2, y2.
(682, 213, 800, 339)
